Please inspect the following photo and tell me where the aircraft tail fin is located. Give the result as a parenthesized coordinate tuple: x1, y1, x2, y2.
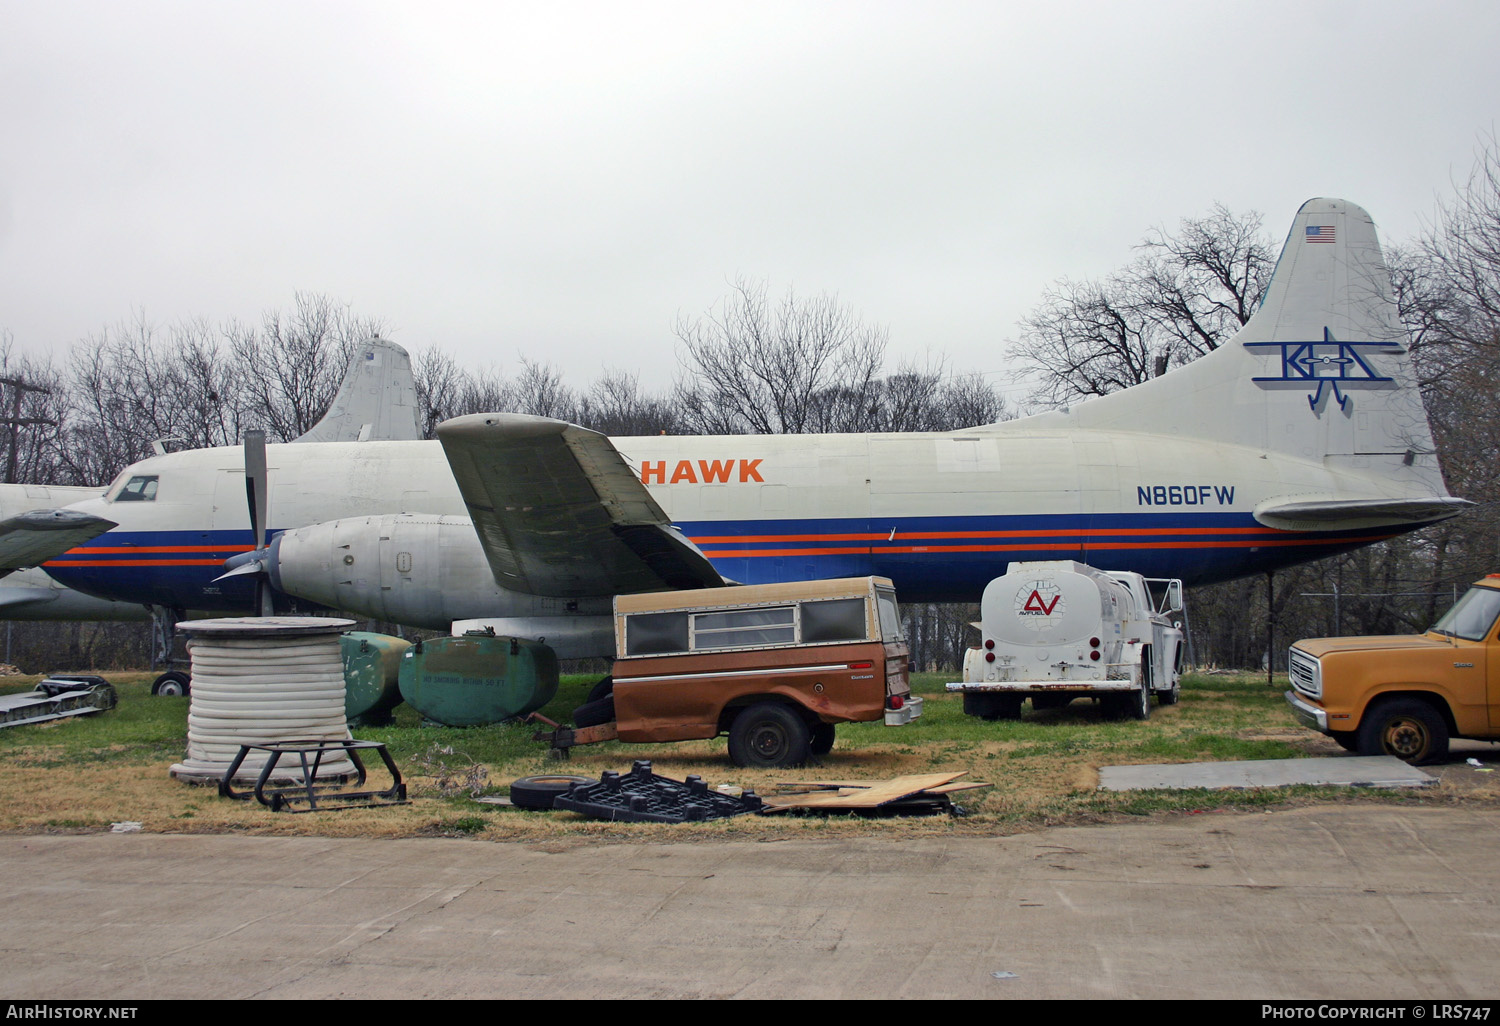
(293, 337, 422, 444)
(1042, 198, 1459, 521)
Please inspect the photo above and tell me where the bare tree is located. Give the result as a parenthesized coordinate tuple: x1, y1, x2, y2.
(674, 277, 888, 434)
(1008, 205, 1272, 407)
(228, 292, 385, 441)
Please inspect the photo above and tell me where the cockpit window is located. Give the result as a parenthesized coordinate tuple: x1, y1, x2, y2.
(113, 475, 159, 502)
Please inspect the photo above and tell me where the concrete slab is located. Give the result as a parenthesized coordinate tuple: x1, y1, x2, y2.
(2, 804, 1498, 999)
(1099, 755, 1436, 791)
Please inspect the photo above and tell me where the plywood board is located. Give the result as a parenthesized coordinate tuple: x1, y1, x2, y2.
(762, 773, 965, 809)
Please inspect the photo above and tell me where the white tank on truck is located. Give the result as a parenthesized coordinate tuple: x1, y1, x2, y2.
(947, 560, 1185, 720)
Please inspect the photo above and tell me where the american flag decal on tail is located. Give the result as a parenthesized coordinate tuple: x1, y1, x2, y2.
(1305, 225, 1336, 244)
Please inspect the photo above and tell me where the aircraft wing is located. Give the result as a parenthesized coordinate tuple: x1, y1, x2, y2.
(0, 509, 117, 578)
(437, 414, 726, 597)
(1254, 496, 1474, 532)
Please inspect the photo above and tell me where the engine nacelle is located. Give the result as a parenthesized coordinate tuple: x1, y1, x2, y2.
(267, 514, 614, 655)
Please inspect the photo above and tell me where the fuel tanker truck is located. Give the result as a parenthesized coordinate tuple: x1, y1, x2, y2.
(947, 561, 1185, 720)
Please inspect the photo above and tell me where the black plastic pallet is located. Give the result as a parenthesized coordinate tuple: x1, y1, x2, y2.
(553, 760, 763, 823)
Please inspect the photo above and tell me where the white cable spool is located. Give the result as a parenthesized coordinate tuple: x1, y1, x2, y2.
(169, 617, 358, 785)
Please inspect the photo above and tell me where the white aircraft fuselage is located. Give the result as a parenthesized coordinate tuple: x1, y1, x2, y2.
(33, 199, 1467, 652)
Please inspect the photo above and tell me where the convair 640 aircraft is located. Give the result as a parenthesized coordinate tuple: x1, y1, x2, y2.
(25, 199, 1468, 658)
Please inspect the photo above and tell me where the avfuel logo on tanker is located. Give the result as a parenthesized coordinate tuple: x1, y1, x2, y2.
(1015, 580, 1064, 630)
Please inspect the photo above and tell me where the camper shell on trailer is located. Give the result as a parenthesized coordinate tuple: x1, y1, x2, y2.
(542, 577, 918, 767)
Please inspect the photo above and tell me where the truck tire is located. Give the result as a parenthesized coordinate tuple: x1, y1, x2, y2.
(1329, 730, 1359, 752)
(1355, 698, 1449, 764)
(728, 703, 812, 768)
(810, 722, 836, 755)
(1128, 681, 1151, 720)
(963, 692, 1022, 720)
(1157, 679, 1180, 706)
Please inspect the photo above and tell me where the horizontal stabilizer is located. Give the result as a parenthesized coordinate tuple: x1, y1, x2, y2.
(437, 413, 726, 597)
(0, 510, 117, 576)
(1254, 496, 1473, 531)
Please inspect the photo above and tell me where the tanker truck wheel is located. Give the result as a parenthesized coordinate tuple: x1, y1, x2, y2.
(963, 692, 1022, 721)
(1129, 680, 1151, 720)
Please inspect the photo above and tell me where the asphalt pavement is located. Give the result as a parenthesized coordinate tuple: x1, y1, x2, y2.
(3, 803, 1498, 999)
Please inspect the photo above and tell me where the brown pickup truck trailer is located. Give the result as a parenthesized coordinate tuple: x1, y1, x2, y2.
(544, 577, 919, 767)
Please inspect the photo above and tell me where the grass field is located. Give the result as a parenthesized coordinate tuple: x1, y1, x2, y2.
(1, 669, 1493, 842)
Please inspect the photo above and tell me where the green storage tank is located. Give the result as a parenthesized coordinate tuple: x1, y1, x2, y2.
(398, 634, 558, 726)
(342, 632, 412, 726)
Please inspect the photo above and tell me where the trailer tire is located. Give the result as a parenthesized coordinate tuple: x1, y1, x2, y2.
(810, 722, 836, 755)
(1356, 698, 1449, 765)
(572, 695, 615, 728)
(151, 671, 191, 697)
(728, 703, 812, 768)
(510, 775, 593, 810)
(963, 692, 1022, 721)
(586, 675, 614, 702)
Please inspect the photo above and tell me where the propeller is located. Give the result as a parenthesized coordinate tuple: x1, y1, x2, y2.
(215, 429, 276, 616)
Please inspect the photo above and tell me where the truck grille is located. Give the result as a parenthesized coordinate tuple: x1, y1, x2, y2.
(1288, 647, 1321, 698)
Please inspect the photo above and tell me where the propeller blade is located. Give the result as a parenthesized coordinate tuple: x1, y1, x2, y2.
(244, 429, 267, 553)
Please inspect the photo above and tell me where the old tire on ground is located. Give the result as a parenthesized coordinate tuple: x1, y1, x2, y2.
(728, 702, 812, 768)
(810, 722, 836, 755)
(151, 671, 191, 697)
(572, 695, 615, 728)
(586, 675, 614, 703)
(1355, 698, 1449, 764)
(963, 692, 1023, 721)
(510, 774, 593, 810)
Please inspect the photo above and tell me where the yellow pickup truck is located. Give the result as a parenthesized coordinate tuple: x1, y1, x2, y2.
(1285, 575, 1500, 764)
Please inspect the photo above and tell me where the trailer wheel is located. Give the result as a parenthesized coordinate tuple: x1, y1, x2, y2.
(509, 775, 593, 810)
(963, 693, 1023, 720)
(728, 703, 812, 768)
(810, 722, 836, 755)
(1356, 698, 1449, 764)
(151, 671, 190, 697)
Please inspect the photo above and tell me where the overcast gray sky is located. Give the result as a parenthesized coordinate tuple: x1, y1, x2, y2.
(2, 0, 1497, 400)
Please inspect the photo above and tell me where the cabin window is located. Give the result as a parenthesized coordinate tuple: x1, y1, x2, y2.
(692, 606, 795, 649)
(1432, 587, 1500, 642)
(801, 598, 867, 643)
(624, 611, 690, 656)
(875, 590, 903, 641)
(113, 475, 159, 502)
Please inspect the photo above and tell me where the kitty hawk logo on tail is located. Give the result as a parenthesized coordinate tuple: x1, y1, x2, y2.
(1245, 327, 1402, 411)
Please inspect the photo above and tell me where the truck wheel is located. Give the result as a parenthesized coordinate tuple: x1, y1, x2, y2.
(1157, 680, 1180, 706)
(1129, 681, 1151, 720)
(963, 692, 1022, 720)
(810, 722, 836, 755)
(728, 703, 812, 768)
(1356, 698, 1449, 765)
